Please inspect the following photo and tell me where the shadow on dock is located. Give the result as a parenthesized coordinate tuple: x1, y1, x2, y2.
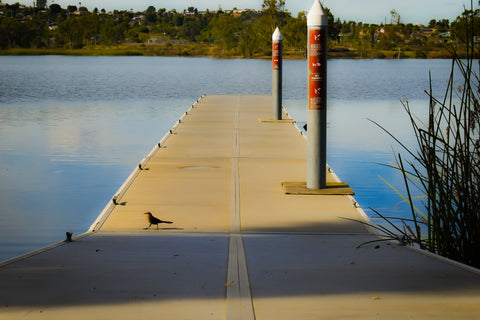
(2, 232, 480, 310)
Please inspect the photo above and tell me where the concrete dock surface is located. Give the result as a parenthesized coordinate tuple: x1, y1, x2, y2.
(1, 95, 480, 319)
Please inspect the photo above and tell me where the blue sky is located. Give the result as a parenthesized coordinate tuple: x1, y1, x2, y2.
(10, 0, 476, 24)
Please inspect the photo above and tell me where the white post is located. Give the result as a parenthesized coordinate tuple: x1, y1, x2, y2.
(272, 27, 283, 120)
(306, 0, 328, 189)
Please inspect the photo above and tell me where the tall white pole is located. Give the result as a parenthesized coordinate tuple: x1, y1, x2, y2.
(272, 27, 283, 120)
(306, 0, 328, 189)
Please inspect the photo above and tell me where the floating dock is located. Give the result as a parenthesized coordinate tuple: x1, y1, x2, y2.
(1, 95, 480, 319)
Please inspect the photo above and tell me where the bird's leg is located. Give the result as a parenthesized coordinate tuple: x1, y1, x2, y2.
(156, 224, 159, 230)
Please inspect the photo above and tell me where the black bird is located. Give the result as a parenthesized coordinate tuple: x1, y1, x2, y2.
(144, 212, 173, 229)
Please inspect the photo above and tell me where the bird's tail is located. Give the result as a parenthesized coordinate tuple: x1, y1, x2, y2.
(161, 220, 173, 224)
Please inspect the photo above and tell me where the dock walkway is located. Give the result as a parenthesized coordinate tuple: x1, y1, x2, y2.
(2, 95, 480, 319)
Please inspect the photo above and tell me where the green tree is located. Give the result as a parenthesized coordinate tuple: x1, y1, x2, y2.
(376, 24, 402, 50)
(251, 15, 275, 55)
(55, 13, 100, 48)
(173, 14, 184, 27)
(262, 0, 285, 15)
(251, 0, 290, 55)
(49, 3, 62, 16)
(451, 9, 480, 41)
(238, 24, 256, 57)
(179, 19, 201, 41)
(4, 3, 21, 17)
(145, 6, 157, 23)
(187, 7, 197, 14)
(58, 16, 83, 48)
(324, 7, 340, 42)
(67, 5, 77, 13)
(0, 17, 21, 48)
(429, 18, 450, 32)
(437, 19, 450, 32)
(36, 0, 47, 9)
(260, 0, 289, 31)
(208, 14, 240, 54)
(81, 14, 100, 46)
(100, 18, 124, 45)
(282, 12, 307, 54)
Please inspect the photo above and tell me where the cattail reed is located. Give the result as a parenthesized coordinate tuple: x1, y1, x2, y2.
(371, 6, 480, 268)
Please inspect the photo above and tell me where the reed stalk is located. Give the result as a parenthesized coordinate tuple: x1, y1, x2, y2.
(369, 4, 480, 268)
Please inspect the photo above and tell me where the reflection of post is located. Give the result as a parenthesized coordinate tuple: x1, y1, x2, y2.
(272, 27, 283, 120)
(306, 0, 328, 189)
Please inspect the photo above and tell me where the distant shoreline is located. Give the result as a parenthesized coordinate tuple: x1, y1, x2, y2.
(0, 44, 455, 59)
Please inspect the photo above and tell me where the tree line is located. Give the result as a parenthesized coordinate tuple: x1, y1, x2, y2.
(0, 0, 476, 57)
(0, 0, 312, 55)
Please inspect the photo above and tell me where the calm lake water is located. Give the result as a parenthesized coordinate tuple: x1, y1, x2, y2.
(0, 56, 460, 261)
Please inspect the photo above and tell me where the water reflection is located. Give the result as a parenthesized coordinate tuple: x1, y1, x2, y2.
(0, 99, 188, 261)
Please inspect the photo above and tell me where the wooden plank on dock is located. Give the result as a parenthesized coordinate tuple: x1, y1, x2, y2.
(281, 181, 355, 195)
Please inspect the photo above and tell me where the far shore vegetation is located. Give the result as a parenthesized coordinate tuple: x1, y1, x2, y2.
(0, 0, 476, 58)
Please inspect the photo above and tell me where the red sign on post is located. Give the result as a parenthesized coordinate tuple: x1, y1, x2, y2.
(272, 41, 282, 70)
(308, 28, 327, 110)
